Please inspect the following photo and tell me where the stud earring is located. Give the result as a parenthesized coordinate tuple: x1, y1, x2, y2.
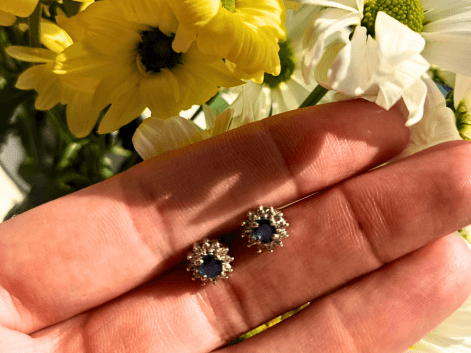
(187, 238, 234, 285)
(241, 205, 289, 253)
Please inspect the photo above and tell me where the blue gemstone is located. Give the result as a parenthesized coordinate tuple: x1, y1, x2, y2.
(198, 255, 223, 278)
(252, 219, 276, 244)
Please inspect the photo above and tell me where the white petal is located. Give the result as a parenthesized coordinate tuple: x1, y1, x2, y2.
(402, 78, 428, 126)
(132, 116, 206, 159)
(230, 91, 254, 129)
(395, 76, 459, 158)
(423, 8, 471, 32)
(454, 74, 471, 109)
(421, 32, 471, 76)
(423, 2, 471, 22)
(253, 87, 272, 121)
(303, 8, 361, 83)
(212, 108, 234, 136)
(291, 0, 361, 12)
(202, 104, 216, 130)
(374, 53, 430, 109)
(375, 12, 426, 69)
(285, 5, 322, 39)
(326, 25, 371, 95)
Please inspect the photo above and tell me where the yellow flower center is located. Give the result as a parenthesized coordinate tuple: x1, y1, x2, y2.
(221, 0, 236, 12)
(137, 28, 183, 73)
(361, 0, 425, 37)
(263, 39, 296, 89)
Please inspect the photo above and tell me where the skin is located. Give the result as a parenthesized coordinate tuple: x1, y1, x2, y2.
(0, 100, 470, 353)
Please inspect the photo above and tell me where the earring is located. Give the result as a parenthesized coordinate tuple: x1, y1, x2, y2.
(187, 238, 234, 285)
(241, 206, 289, 253)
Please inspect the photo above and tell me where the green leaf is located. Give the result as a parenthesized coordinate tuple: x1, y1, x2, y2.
(110, 145, 132, 158)
(56, 140, 89, 170)
(0, 84, 35, 149)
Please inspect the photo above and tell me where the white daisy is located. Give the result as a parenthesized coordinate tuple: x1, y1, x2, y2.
(132, 91, 255, 160)
(221, 4, 325, 121)
(294, 0, 471, 125)
(392, 75, 460, 160)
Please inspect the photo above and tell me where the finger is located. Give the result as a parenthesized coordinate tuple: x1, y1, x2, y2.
(215, 234, 471, 353)
(27, 141, 471, 353)
(0, 100, 408, 333)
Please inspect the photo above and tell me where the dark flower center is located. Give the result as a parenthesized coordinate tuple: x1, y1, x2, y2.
(137, 27, 183, 74)
(263, 39, 296, 89)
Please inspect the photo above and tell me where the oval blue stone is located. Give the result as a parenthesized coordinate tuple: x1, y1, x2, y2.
(198, 255, 223, 278)
(252, 219, 276, 244)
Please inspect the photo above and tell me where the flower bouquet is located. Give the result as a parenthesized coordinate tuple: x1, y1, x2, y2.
(0, 0, 470, 350)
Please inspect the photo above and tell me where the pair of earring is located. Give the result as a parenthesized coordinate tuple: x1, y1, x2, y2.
(187, 206, 289, 285)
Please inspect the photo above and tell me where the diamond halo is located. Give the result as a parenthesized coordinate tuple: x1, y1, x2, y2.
(241, 205, 289, 253)
(187, 238, 234, 285)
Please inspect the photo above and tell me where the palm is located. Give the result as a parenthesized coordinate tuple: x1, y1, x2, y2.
(1, 101, 470, 353)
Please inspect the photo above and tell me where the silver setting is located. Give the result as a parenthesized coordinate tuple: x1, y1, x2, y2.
(186, 238, 234, 285)
(241, 205, 289, 253)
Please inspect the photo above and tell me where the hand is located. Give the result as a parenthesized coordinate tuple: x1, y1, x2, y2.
(0, 100, 470, 353)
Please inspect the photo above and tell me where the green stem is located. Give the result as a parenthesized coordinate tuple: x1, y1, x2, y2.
(46, 107, 74, 144)
(190, 92, 220, 121)
(28, 2, 41, 48)
(18, 106, 41, 163)
(298, 85, 329, 109)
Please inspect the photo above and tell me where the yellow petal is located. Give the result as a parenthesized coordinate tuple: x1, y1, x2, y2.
(92, 64, 138, 110)
(0, 10, 16, 26)
(109, 0, 177, 31)
(196, 6, 284, 78)
(184, 44, 244, 88)
(54, 42, 106, 75)
(132, 116, 207, 159)
(41, 19, 73, 53)
(140, 73, 183, 119)
(65, 91, 100, 137)
(6, 46, 57, 63)
(15, 63, 61, 110)
(97, 91, 146, 134)
(0, 0, 38, 18)
(15, 64, 46, 90)
(163, 0, 220, 52)
(163, 0, 219, 28)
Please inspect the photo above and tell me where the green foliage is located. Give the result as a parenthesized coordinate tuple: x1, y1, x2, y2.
(446, 90, 471, 141)
(458, 228, 471, 243)
(0, 84, 35, 151)
(227, 303, 310, 346)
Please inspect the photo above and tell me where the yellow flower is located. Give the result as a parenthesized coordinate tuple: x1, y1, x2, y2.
(6, 19, 100, 137)
(0, 0, 93, 26)
(53, 0, 244, 134)
(163, 0, 287, 82)
(0, 0, 38, 19)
